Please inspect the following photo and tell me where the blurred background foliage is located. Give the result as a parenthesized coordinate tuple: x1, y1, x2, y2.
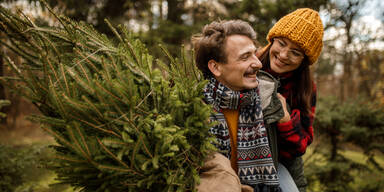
(0, 0, 383, 191)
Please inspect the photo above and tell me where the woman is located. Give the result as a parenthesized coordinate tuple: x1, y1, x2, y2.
(257, 8, 324, 192)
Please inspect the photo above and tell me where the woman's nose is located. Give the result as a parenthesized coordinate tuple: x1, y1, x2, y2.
(279, 49, 289, 59)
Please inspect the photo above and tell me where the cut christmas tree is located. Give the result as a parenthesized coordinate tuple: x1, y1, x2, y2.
(0, 2, 216, 192)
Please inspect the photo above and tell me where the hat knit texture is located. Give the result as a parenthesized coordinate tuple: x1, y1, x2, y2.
(267, 8, 324, 65)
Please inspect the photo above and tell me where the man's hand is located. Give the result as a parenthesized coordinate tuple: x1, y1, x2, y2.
(277, 93, 291, 123)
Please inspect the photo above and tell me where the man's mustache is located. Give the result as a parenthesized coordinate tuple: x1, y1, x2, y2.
(244, 68, 259, 75)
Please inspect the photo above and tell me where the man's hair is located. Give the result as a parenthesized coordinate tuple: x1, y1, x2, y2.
(192, 20, 257, 78)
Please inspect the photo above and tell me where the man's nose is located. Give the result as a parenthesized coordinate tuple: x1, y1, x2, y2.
(250, 55, 262, 69)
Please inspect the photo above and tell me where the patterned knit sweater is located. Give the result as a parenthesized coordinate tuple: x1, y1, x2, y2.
(222, 108, 239, 172)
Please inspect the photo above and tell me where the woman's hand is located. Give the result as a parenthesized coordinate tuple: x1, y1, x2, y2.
(277, 93, 291, 123)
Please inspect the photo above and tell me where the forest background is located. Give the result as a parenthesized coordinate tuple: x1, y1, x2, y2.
(0, 0, 383, 191)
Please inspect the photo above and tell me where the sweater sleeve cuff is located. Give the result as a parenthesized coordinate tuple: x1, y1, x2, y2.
(277, 120, 293, 132)
(277, 109, 301, 132)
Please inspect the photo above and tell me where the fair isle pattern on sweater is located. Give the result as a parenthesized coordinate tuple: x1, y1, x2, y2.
(203, 77, 280, 189)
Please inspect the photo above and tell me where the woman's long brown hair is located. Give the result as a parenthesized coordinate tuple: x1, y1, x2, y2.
(258, 43, 314, 116)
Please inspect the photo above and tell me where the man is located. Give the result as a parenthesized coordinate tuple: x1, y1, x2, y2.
(193, 20, 299, 192)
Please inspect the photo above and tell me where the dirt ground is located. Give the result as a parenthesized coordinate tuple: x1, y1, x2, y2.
(0, 98, 54, 146)
(0, 98, 73, 192)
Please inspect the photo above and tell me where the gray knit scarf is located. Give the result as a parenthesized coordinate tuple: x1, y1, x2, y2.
(203, 77, 280, 191)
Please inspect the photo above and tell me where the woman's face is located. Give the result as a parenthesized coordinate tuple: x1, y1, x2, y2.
(269, 37, 305, 74)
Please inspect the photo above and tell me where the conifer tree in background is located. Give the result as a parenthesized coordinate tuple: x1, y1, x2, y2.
(0, 3, 216, 192)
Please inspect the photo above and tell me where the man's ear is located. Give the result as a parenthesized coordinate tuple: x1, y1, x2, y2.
(208, 60, 221, 77)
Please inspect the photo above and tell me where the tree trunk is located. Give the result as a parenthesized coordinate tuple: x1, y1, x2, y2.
(330, 131, 338, 161)
(0, 46, 7, 126)
(166, 0, 184, 24)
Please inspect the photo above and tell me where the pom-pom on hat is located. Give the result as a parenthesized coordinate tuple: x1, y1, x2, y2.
(267, 8, 324, 65)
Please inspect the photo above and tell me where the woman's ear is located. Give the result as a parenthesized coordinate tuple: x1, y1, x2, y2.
(208, 60, 221, 77)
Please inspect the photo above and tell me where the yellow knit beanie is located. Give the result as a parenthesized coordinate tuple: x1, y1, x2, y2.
(267, 8, 324, 65)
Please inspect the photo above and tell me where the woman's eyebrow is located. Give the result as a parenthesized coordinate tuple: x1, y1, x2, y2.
(291, 47, 304, 53)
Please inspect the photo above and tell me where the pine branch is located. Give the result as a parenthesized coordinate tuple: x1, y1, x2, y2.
(0, 2, 214, 191)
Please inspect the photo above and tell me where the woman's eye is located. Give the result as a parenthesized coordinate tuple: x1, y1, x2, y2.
(291, 50, 303, 57)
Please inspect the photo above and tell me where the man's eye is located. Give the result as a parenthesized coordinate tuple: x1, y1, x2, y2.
(241, 54, 249, 60)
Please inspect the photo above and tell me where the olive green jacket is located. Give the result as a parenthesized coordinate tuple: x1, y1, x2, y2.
(258, 70, 307, 192)
(258, 70, 284, 168)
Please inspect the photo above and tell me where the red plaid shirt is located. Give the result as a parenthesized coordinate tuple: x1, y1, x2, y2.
(267, 70, 316, 160)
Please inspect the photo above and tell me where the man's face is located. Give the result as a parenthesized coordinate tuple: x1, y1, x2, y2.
(211, 34, 262, 91)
